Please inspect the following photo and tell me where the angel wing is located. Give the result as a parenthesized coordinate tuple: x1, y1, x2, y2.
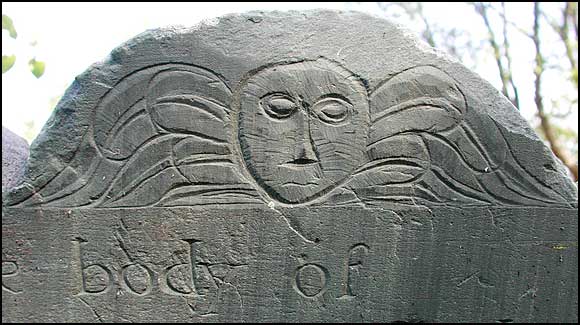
(14, 64, 263, 208)
(345, 65, 570, 207)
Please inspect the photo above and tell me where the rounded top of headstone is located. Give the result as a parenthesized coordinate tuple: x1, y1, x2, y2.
(3, 9, 577, 208)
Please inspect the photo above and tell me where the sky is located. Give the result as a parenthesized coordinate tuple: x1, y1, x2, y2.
(2, 2, 578, 144)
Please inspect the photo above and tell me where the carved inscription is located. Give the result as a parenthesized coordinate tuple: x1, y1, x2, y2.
(120, 263, 154, 296)
(73, 236, 374, 304)
(293, 264, 329, 298)
(73, 238, 202, 297)
(292, 244, 370, 300)
(339, 243, 369, 299)
(73, 238, 116, 295)
(2, 260, 22, 294)
(70, 237, 248, 317)
(160, 239, 200, 296)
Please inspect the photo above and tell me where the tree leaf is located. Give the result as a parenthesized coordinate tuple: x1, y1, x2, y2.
(2, 55, 16, 74)
(29, 58, 45, 78)
(2, 14, 17, 38)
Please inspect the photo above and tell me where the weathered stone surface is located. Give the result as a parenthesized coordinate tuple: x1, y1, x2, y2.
(2, 126, 29, 192)
(2, 10, 578, 323)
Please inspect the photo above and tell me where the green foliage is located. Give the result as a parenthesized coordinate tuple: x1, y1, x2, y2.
(28, 58, 45, 78)
(2, 14, 46, 78)
(2, 14, 17, 38)
(2, 55, 16, 74)
(2, 14, 18, 74)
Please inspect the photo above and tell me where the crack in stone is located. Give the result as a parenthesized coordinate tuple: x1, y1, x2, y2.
(182, 296, 219, 318)
(456, 271, 480, 288)
(114, 231, 135, 263)
(488, 208, 504, 233)
(268, 201, 315, 244)
(78, 297, 104, 323)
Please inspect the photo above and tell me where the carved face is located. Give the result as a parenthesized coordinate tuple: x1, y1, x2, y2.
(237, 60, 370, 204)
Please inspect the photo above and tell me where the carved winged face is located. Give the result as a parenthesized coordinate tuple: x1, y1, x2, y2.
(19, 61, 555, 210)
(237, 60, 370, 204)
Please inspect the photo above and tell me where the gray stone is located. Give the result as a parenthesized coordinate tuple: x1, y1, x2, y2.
(2, 126, 29, 192)
(2, 10, 578, 323)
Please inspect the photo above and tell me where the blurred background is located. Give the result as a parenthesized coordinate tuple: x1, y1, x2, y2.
(2, 2, 578, 180)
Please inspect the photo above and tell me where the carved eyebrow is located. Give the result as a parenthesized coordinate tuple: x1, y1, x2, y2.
(313, 93, 353, 104)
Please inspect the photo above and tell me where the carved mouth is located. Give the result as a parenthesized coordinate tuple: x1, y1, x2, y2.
(280, 158, 319, 167)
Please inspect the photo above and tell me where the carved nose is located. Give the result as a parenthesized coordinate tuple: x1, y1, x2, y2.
(292, 111, 318, 165)
(294, 146, 318, 165)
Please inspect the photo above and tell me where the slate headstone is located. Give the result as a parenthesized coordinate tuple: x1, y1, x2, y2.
(2, 126, 29, 192)
(2, 10, 578, 323)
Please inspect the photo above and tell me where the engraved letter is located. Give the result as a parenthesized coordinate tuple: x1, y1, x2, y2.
(161, 239, 201, 296)
(338, 243, 369, 299)
(2, 261, 22, 294)
(293, 263, 329, 298)
(72, 238, 114, 295)
(121, 263, 155, 296)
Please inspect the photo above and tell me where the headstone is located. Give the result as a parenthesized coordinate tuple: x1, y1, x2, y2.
(2, 10, 577, 323)
(2, 126, 29, 192)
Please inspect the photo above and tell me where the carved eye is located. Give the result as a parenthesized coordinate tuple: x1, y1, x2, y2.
(313, 97, 351, 124)
(261, 93, 298, 119)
